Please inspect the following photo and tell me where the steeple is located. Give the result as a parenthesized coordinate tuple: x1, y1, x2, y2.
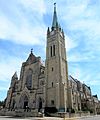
(46, 3, 68, 111)
(10, 72, 18, 88)
(12, 72, 18, 80)
(52, 3, 58, 30)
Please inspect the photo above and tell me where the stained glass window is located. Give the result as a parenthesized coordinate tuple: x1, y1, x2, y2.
(26, 69, 32, 90)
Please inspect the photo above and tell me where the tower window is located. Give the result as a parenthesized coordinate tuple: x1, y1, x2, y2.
(52, 67, 54, 71)
(53, 45, 55, 56)
(50, 46, 52, 57)
(52, 82, 53, 87)
(51, 100, 54, 105)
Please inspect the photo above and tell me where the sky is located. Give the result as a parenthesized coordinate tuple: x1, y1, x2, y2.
(0, 0, 100, 101)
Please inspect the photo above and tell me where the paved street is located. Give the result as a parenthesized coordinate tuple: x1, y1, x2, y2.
(0, 115, 100, 120)
(0, 116, 63, 120)
(79, 115, 100, 120)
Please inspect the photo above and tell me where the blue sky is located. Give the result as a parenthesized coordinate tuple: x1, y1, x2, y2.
(0, 0, 100, 101)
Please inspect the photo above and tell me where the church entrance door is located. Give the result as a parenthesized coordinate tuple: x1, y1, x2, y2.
(24, 101, 28, 109)
(38, 97, 42, 112)
(23, 95, 28, 109)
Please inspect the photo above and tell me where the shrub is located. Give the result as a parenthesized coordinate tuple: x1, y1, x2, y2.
(45, 107, 58, 113)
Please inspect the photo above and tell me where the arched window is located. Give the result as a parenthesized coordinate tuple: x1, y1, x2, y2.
(26, 69, 32, 90)
(52, 82, 53, 87)
(53, 45, 55, 56)
(50, 46, 52, 57)
(50, 45, 55, 57)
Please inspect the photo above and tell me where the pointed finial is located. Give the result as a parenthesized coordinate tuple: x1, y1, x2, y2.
(62, 29, 65, 37)
(31, 48, 33, 53)
(12, 72, 18, 79)
(54, 3, 56, 12)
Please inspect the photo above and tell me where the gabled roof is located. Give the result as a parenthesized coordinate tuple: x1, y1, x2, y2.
(26, 51, 37, 64)
(22, 50, 41, 66)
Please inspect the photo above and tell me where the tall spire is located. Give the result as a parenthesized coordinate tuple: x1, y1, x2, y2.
(52, 3, 58, 30)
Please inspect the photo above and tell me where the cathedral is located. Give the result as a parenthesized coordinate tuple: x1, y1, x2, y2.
(5, 3, 69, 112)
(5, 4, 99, 115)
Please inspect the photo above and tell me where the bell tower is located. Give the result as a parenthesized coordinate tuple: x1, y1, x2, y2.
(45, 3, 68, 111)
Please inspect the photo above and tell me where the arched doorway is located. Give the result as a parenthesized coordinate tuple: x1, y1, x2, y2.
(23, 95, 28, 109)
(12, 99, 16, 109)
(38, 97, 42, 112)
(19, 94, 29, 109)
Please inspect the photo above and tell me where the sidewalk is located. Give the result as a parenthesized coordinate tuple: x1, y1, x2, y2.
(31, 117, 78, 120)
(31, 117, 63, 120)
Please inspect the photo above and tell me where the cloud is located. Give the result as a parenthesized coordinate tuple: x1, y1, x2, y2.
(68, 50, 98, 62)
(89, 80, 100, 86)
(0, 59, 21, 81)
(20, 0, 46, 15)
(68, 62, 100, 86)
(0, 50, 23, 81)
(0, 0, 47, 46)
(65, 35, 78, 52)
(0, 86, 9, 91)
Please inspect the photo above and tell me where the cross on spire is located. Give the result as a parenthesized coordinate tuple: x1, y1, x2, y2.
(31, 48, 33, 53)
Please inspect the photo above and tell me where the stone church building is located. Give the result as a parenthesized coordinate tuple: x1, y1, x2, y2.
(5, 4, 99, 114)
(5, 4, 69, 112)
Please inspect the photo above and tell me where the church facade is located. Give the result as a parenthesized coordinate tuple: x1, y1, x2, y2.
(5, 52, 45, 111)
(5, 4, 69, 112)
